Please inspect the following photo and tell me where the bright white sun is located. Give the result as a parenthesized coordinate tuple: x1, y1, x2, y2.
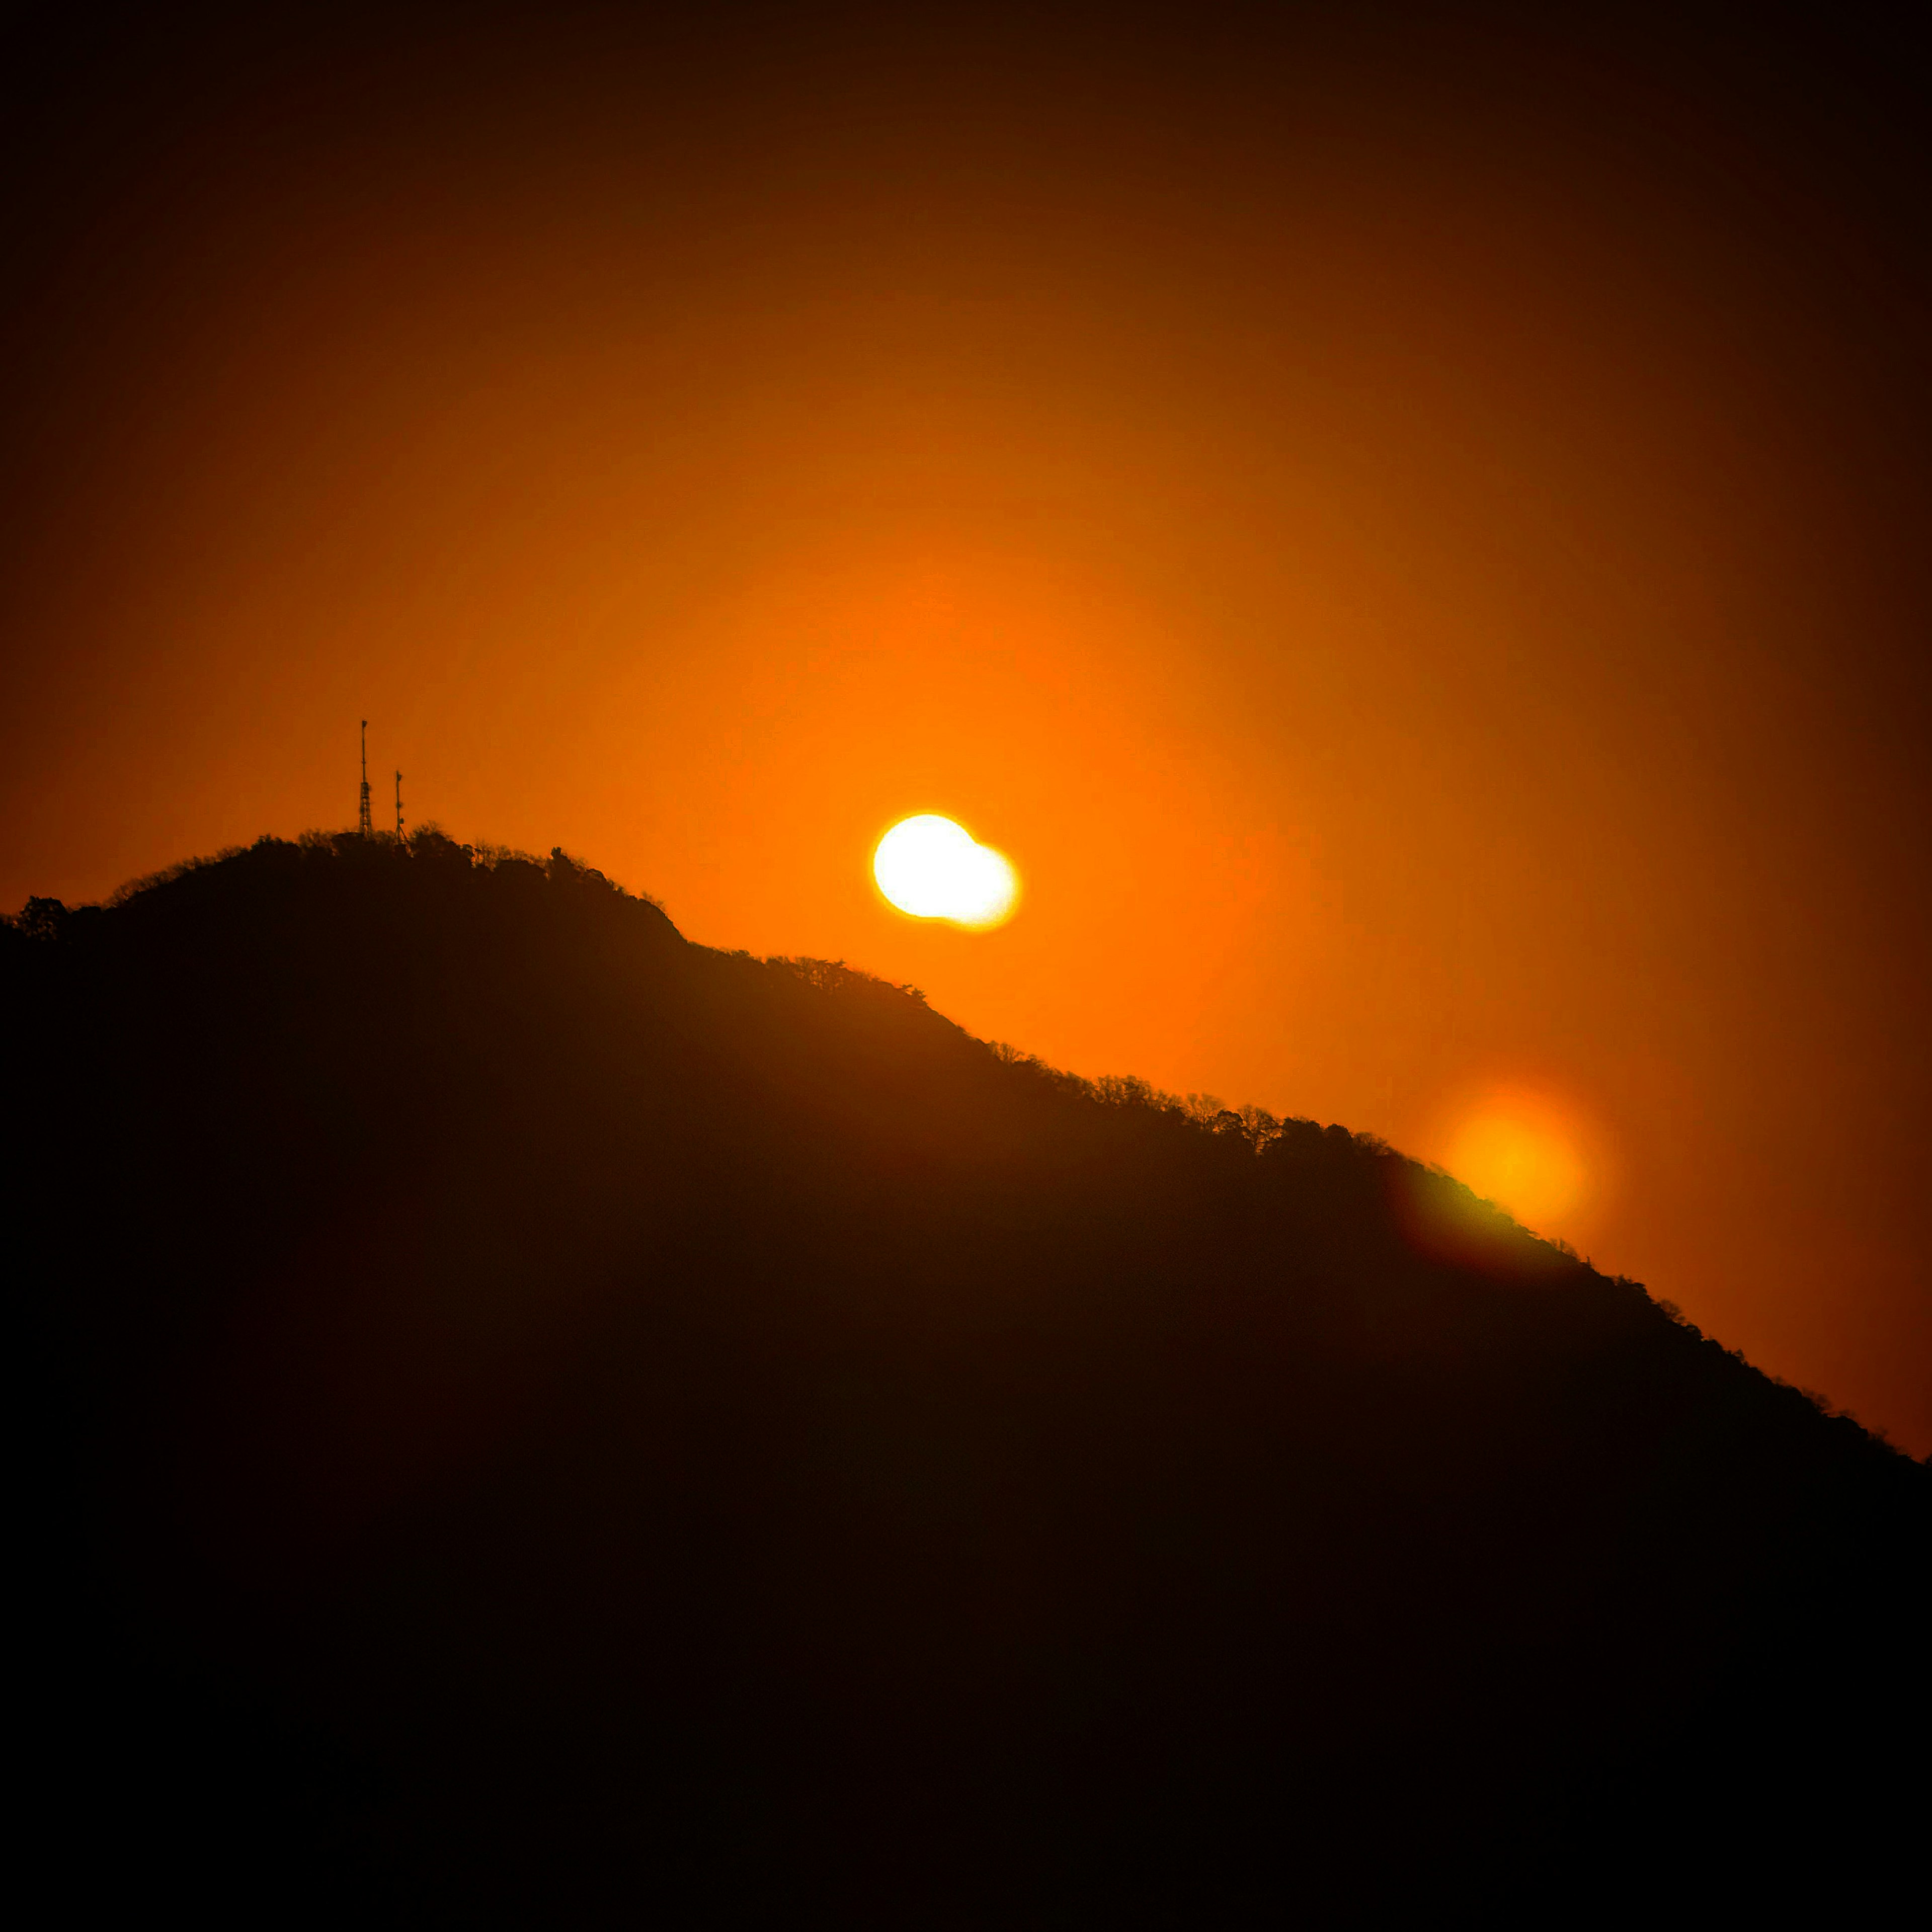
(873, 815, 1019, 929)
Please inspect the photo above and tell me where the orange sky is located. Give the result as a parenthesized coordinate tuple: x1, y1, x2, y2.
(4, 4, 1927, 1451)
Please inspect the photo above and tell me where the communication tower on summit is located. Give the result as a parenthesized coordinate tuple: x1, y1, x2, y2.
(358, 720, 374, 837)
(394, 769, 405, 840)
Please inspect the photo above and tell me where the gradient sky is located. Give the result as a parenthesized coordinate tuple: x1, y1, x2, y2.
(5, 2, 1927, 1452)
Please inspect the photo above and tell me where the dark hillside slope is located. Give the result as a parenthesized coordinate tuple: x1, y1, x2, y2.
(11, 834, 1925, 1918)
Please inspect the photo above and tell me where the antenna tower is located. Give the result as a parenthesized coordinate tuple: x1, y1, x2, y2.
(394, 769, 405, 840)
(358, 720, 373, 836)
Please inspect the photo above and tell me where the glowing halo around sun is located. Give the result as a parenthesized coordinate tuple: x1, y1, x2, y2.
(872, 815, 1020, 929)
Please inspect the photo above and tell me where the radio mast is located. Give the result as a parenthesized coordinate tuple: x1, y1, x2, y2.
(358, 720, 374, 836)
(394, 768, 405, 840)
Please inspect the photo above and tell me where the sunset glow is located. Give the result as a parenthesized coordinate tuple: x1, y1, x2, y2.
(7, 8, 1929, 1917)
(872, 815, 1019, 928)
(3, 2, 1924, 1457)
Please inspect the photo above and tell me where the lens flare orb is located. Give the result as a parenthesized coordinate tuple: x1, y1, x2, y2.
(1445, 1105, 1589, 1229)
(873, 815, 1019, 929)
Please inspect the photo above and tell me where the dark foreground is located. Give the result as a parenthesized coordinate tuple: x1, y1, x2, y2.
(12, 835, 1925, 1919)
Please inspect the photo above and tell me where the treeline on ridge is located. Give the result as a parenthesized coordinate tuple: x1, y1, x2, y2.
(11, 829, 1925, 1920)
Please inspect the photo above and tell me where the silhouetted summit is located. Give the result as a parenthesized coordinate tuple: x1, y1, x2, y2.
(12, 832, 1925, 1919)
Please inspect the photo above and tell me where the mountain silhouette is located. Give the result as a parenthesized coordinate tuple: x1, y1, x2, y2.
(12, 832, 1925, 1920)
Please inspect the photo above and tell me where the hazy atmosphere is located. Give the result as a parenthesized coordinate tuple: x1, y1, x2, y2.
(13, 10, 1929, 1916)
(6, 2, 1926, 1454)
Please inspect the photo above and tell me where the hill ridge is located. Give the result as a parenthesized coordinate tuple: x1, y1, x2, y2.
(12, 827, 1925, 1917)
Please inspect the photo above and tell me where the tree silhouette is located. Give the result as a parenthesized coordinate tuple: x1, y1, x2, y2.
(11, 831, 1925, 1919)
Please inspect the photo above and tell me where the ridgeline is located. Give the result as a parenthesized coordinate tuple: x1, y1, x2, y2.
(12, 832, 1925, 1918)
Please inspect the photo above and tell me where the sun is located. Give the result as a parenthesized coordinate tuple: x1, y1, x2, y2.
(873, 815, 1019, 929)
